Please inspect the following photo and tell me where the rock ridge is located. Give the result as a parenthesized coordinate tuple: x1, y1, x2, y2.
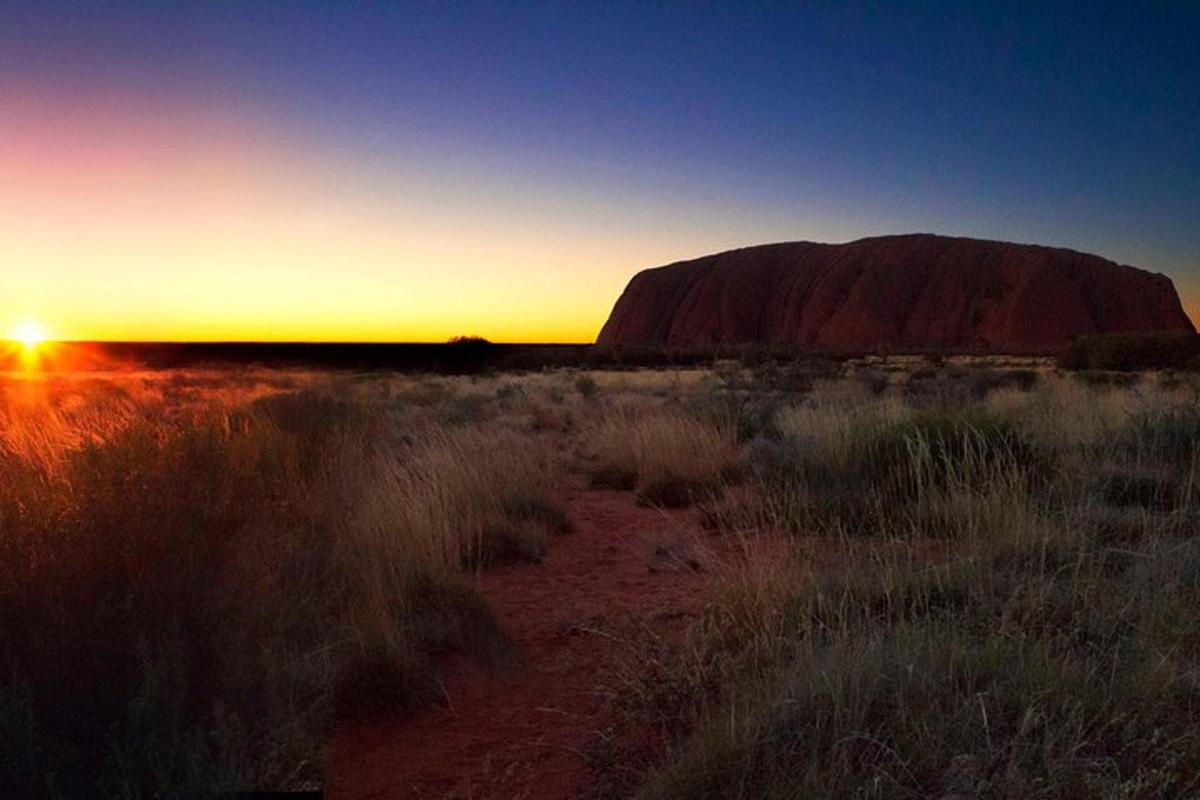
(596, 234, 1194, 352)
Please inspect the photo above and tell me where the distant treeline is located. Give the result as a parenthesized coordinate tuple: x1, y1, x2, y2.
(6, 333, 1198, 373)
(1059, 331, 1200, 372)
(11, 340, 1014, 373)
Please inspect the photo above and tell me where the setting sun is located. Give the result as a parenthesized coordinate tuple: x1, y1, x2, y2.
(11, 319, 47, 350)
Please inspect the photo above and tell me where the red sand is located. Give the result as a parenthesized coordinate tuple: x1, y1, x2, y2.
(324, 485, 710, 799)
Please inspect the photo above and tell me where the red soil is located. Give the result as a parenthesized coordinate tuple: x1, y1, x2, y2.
(324, 485, 711, 799)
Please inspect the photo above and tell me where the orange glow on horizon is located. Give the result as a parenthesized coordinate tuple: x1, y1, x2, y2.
(12, 319, 47, 350)
(3, 319, 54, 371)
(0, 84, 652, 345)
(6, 82, 1194, 344)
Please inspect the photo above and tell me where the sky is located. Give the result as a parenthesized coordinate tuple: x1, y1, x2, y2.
(1, 1, 1198, 342)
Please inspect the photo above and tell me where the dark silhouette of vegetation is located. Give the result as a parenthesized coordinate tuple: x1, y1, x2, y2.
(0, 378, 564, 797)
(1060, 330, 1200, 371)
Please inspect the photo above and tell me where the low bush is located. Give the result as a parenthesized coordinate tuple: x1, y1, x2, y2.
(1074, 369, 1141, 388)
(574, 373, 599, 400)
(688, 364, 791, 442)
(1060, 330, 1200, 371)
(855, 368, 890, 396)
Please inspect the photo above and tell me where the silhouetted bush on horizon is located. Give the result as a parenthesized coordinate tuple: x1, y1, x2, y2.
(1059, 330, 1200, 371)
(6, 341, 1057, 374)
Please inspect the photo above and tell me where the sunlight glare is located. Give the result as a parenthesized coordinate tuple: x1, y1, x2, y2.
(12, 320, 47, 350)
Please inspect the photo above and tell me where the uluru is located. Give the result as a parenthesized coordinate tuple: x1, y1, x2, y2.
(597, 234, 1195, 353)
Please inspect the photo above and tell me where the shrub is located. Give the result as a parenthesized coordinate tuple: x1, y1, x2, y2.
(436, 392, 492, 427)
(1074, 369, 1140, 388)
(1060, 330, 1200, 371)
(689, 364, 790, 442)
(907, 366, 937, 382)
(574, 373, 599, 400)
(1008, 368, 1039, 391)
(440, 336, 495, 373)
(856, 369, 889, 396)
(750, 361, 818, 394)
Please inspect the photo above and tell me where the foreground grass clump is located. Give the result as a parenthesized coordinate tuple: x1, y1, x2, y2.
(636, 535, 1200, 799)
(752, 398, 1044, 536)
(365, 426, 569, 570)
(607, 375, 1200, 799)
(585, 412, 738, 507)
(0, 375, 564, 797)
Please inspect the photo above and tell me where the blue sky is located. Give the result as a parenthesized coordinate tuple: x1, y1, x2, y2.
(2, 1, 1198, 339)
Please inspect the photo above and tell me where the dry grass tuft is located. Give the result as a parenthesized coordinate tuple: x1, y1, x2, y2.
(584, 412, 739, 507)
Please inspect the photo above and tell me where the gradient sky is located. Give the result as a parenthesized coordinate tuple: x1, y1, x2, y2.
(2, 2, 1198, 342)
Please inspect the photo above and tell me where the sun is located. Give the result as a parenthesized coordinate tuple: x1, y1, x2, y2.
(11, 319, 48, 350)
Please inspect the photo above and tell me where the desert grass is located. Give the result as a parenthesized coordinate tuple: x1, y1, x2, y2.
(0, 371, 566, 797)
(605, 372, 1200, 799)
(583, 411, 739, 507)
(750, 390, 1041, 538)
(6, 363, 1200, 797)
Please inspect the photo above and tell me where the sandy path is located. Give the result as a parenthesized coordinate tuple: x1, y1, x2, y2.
(324, 484, 710, 799)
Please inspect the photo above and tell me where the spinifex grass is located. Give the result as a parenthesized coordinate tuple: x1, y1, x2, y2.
(0, 372, 566, 797)
(609, 374, 1200, 799)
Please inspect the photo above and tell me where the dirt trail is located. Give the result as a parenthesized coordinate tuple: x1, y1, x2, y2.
(325, 483, 710, 799)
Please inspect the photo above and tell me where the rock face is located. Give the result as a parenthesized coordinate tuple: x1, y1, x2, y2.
(597, 234, 1194, 352)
